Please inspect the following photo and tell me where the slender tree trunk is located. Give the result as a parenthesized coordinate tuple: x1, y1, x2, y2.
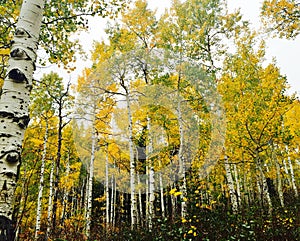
(112, 177, 116, 227)
(282, 159, 292, 187)
(233, 164, 241, 208)
(170, 184, 176, 220)
(224, 156, 238, 214)
(110, 175, 115, 224)
(125, 92, 137, 228)
(286, 146, 298, 197)
(159, 169, 165, 219)
(35, 120, 49, 240)
(145, 165, 149, 226)
(46, 161, 54, 240)
(105, 145, 110, 227)
(0, 0, 44, 238)
(257, 159, 272, 214)
(177, 94, 187, 218)
(243, 163, 251, 206)
(83, 176, 88, 223)
(85, 125, 96, 238)
(275, 156, 284, 207)
(146, 117, 155, 231)
(61, 151, 70, 223)
(137, 174, 143, 226)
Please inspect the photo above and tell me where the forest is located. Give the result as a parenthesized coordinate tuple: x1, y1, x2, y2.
(0, 0, 300, 240)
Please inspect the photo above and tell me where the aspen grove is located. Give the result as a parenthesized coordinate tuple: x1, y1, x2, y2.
(0, 0, 299, 240)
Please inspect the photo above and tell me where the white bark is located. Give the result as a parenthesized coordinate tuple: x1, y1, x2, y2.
(286, 146, 298, 197)
(46, 161, 54, 240)
(224, 156, 238, 213)
(146, 117, 155, 231)
(159, 170, 165, 219)
(233, 164, 241, 208)
(126, 92, 137, 228)
(110, 175, 115, 225)
(85, 125, 96, 238)
(177, 94, 187, 218)
(275, 157, 284, 207)
(83, 176, 89, 223)
(282, 159, 292, 187)
(105, 145, 110, 225)
(0, 0, 44, 235)
(170, 185, 176, 219)
(35, 120, 49, 240)
(112, 176, 116, 227)
(258, 161, 272, 214)
(137, 174, 143, 226)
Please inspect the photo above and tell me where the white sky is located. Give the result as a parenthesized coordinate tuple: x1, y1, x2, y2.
(36, 0, 300, 96)
(227, 0, 300, 96)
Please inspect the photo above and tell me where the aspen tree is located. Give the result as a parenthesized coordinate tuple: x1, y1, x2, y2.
(0, 0, 44, 238)
(46, 161, 54, 240)
(261, 0, 300, 39)
(224, 156, 238, 213)
(105, 144, 110, 226)
(34, 120, 48, 240)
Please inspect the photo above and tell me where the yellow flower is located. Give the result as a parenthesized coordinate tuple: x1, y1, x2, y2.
(193, 232, 197, 237)
(182, 218, 188, 223)
(188, 230, 193, 234)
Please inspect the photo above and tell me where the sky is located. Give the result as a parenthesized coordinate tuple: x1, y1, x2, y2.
(36, 0, 300, 96)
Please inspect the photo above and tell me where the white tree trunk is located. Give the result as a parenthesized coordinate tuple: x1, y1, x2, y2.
(177, 96, 187, 218)
(0, 0, 44, 236)
(110, 175, 115, 224)
(112, 176, 116, 227)
(137, 174, 143, 226)
(282, 159, 292, 187)
(85, 125, 96, 238)
(35, 120, 49, 240)
(105, 145, 110, 226)
(258, 161, 272, 214)
(286, 146, 298, 197)
(46, 161, 54, 240)
(224, 156, 238, 213)
(275, 157, 284, 207)
(146, 117, 155, 231)
(159, 170, 165, 219)
(233, 164, 241, 208)
(126, 93, 137, 228)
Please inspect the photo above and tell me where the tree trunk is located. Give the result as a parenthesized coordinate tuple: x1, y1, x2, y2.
(146, 117, 155, 231)
(46, 161, 54, 240)
(105, 145, 110, 226)
(110, 175, 115, 225)
(35, 120, 49, 240)
(286, 146, 298, 197)
(85, 125, 96, 238)
(137, 174, 143, 227)
(224, 156, 238, 214)
(177, 93, 187, 218)
(125, 92, 137, 228)
(61, 151, 70, 223)
(257, 160, 272, 215)
(52, 105, 64, 234)
(159, 168, 165, 219)
(0, 0, 44, 238)
(275, 156, 284, 207)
